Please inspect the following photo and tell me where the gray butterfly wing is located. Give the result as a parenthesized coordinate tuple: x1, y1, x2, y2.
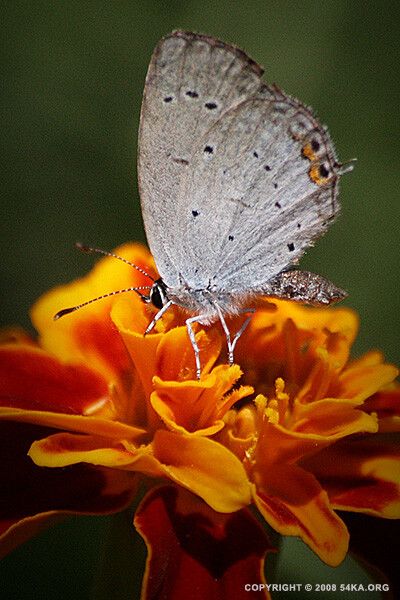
(177, 89, 340, 292)
(138, 31, 340, 294)
(138, 30, 265, 287)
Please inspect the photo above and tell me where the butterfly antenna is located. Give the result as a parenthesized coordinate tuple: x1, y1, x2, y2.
(54, 286, 152, 320)
(54, 242, 156, 320)
(76, 242, 155, 281)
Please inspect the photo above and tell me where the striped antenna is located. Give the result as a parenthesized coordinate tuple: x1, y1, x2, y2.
(75, 243, 155, 281)
(54, 286, 152, 320)
(54, 243, 154, 320)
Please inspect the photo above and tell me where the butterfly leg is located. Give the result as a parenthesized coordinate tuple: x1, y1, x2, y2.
(144, 300, 174, 335)
(185, 315, 205, 380)
(230, 309, 255, 357)
(214, 305, 255, 366)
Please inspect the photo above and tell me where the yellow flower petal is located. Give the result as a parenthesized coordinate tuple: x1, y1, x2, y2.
(339, 363, 399, 402)
(152, 430, 251, 512)
(29, 432, 140, 468)
(0, 407, 145, 439)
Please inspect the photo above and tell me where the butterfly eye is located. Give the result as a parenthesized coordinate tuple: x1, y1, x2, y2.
(150, 280, 168, 309)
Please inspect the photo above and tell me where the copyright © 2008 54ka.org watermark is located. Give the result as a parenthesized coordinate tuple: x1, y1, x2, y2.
(245, 583, 390, 593)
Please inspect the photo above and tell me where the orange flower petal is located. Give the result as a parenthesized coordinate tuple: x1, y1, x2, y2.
(255, 420, 332, 465)
(339, 363, 399, 403)
(253, 300, 358, 337)
(239, 301, 358, 361)
(252, 464, 349, 566)
(347, 349, 386, 369)
(111, 297, 163, 399)
(151, 383, 225, 436)
(28, 432, 170, 480)
(152, 430, 251, 512)
(151, 364, 251, 435)
(236, 301, 358, 396)
(302, 440, 400, 518)
(293, 398, 378, 438)
(135, 486, 273, 600)
(364, 386, 400, 416)
(31, 243, 154, 381)
(156, 325, 221, 381)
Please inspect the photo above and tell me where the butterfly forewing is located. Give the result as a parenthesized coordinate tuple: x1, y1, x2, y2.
(139, 31, 265, 286)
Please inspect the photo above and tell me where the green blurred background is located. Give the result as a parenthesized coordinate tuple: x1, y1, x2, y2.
(1, 1, 399, 598)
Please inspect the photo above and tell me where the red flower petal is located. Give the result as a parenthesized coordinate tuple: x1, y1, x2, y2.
(363, 385, 400, 431)
(0, 422, 138, 558)
(135, 485, 273, 600)
(302, 440, 400, 518)
(0, 345, 109, 414)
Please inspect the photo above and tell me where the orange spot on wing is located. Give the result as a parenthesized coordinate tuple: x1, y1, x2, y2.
(302, 143, 317, 161)
(309, 163, 329, 185)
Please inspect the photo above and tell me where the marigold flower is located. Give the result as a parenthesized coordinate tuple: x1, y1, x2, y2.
(0, 243, 399, 599)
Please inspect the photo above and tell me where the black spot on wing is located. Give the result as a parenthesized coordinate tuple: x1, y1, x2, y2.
(311, 138, 320, 152)
(319, 164, 329, 178)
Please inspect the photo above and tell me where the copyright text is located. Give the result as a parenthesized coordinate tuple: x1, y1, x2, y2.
(245, 583, 390, 592)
